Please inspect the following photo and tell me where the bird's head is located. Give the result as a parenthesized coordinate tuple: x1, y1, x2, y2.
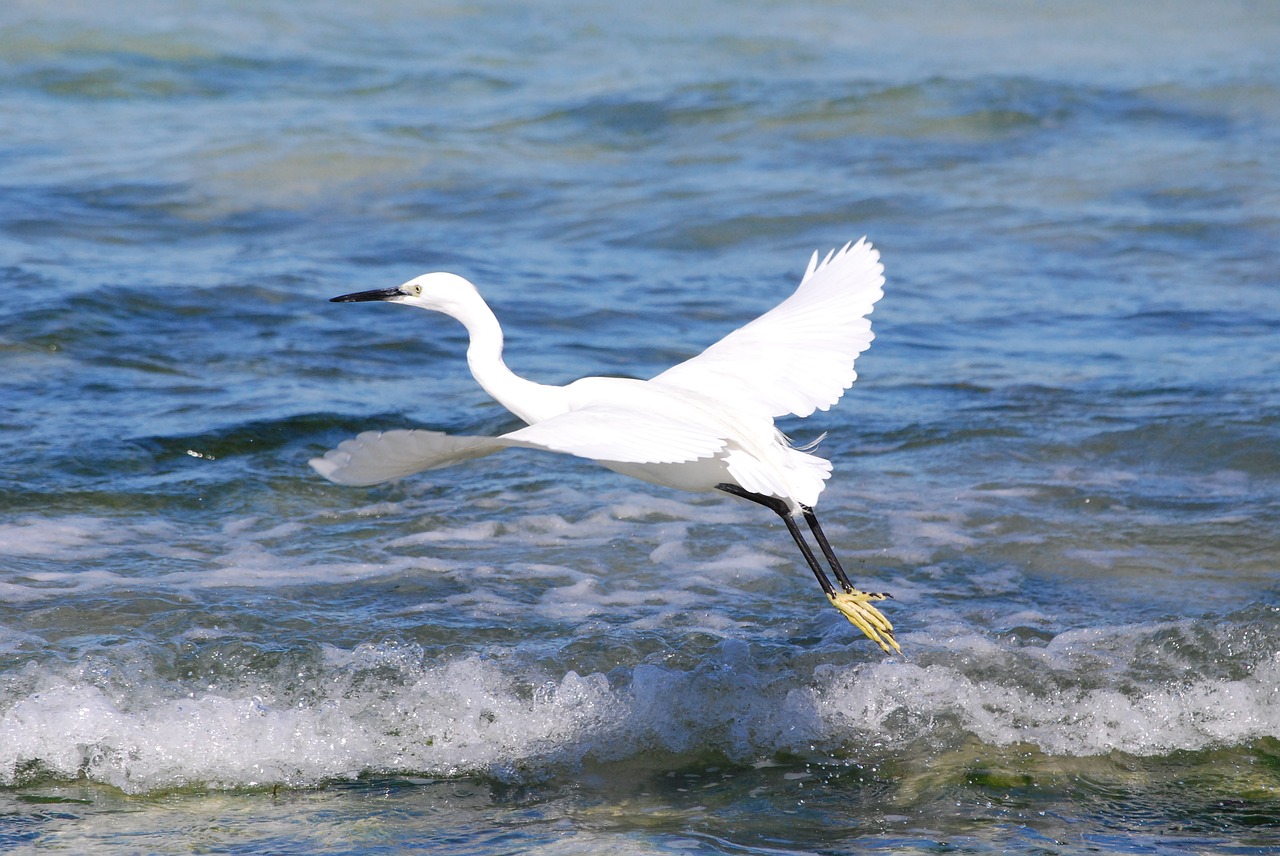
(330, 272, 480, 316)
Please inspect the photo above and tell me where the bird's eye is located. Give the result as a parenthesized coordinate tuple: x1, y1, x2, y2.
(409, 284, 423, 297)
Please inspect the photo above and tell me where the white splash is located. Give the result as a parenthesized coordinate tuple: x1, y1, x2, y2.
(3, 621, 1277, 793)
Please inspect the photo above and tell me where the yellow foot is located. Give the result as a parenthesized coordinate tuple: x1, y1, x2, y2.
(828, 589, 901, 654)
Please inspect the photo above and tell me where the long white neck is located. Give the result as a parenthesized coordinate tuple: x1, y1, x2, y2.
(451, 291, 565, 425)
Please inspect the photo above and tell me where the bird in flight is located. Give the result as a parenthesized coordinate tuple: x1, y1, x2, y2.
(312, 239, 898, 653)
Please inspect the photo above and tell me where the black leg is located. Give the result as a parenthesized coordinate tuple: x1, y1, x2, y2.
(716, 483, 836, 597)
(718, 484, 899, 653)
(803, 508, 856, 594)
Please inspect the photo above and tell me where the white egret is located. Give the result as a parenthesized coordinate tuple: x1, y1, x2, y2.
(311, 238, 898, 653)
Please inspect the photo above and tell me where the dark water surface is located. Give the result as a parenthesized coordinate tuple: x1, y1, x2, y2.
(2, 1, 1278, 853)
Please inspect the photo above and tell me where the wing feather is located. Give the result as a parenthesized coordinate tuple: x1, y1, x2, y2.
(652, 238, 884, 418)
(311, 405, 728, 487)
(309, 429, 507, 486)
(504, 404, 727, 463)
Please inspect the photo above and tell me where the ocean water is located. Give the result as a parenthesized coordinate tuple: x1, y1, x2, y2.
(2, 0, 1279, 852)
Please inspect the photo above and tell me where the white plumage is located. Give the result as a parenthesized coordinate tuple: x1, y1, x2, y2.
(312, 238, 900, 652)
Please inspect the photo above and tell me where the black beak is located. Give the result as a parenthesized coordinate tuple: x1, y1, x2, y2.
(330, 287, 404, 304)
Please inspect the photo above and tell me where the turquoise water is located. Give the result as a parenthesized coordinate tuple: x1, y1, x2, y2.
(3, 1, 1279, 852)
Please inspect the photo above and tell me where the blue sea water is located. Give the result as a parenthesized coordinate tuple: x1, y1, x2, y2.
(2, 1, 1279, 852)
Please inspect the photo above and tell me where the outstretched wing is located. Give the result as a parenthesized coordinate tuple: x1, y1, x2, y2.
(651, 238, 884, 419)
(310, 405, 728, 487)
(309, 429, 507, 486)
(504, 403, 727, 463)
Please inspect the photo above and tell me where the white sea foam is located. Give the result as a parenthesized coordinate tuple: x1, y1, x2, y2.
(0, 516, 143, 561)
(3, 618, 1277, 794)
(0, 653, 624, 792)
(0, 478, 876, 609)
(820, 653, 1280, 756)
(0, 513, 435, 599)
(5, 488, 1275, 794)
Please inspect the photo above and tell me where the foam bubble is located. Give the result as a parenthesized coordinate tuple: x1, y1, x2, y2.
(0, 516, 137, 561)
(3, 621, 1278, 793)
(816, 628, 1280, 756)
(0, 513, 431, 600)
(0, 653, 625, 793)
